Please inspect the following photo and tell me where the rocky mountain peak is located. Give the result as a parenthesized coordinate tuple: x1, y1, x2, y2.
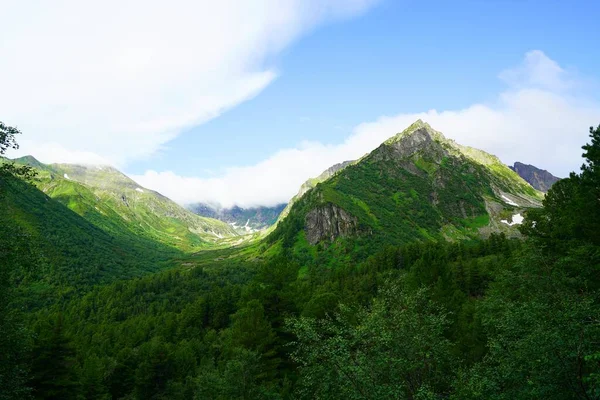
(380, 120, 452, 161)
(386, 119, 441, 144)
(509, 162, 560, 192)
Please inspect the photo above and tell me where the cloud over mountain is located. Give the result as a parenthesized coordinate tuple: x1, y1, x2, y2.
(133, 51, 600, 208)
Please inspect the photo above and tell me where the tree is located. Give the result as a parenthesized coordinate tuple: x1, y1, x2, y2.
(0, 121, 20, 155)
(522, 124, 600, 247)
(0, 121, 36, 179)
(455, 124, 600, 399)
(453, 246, 600, 400)
(0, 227, 32, 399)
(0, 120, 33, 399)
(289, 284, 454, 399)
(29, 315, 81, 399)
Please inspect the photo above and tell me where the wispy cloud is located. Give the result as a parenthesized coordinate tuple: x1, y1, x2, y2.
(2, 0, 379, 166)
(132, 51, 600, 208)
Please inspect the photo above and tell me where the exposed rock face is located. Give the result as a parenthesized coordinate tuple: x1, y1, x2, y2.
(305, 204, 358, 244)
(276, 160, 354, 224)
(373, 122, 449, 170)
(509, 162, 560, 192)
(388, 127, 436, 158)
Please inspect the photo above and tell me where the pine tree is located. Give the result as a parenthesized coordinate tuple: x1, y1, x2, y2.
(30, 315, 80, 399)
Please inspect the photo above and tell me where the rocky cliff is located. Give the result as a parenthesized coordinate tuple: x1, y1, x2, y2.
(305, 203, 359, 245)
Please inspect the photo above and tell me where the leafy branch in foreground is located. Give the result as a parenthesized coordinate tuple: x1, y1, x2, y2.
(0, 121, 36, 180)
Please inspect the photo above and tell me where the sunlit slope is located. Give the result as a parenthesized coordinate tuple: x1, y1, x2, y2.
(0, 173, 181, 296)
(269, 120, 543, 249)
(12, 157, 238, 251)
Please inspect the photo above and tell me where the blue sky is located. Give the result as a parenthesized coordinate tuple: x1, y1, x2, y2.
(130, 0, 600, 177)
(3, 0, 600, 207)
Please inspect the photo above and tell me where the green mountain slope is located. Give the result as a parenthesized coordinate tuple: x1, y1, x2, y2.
(0, 173, 182, 301)
(269, 120, 543, 249)
(12, 157, 238, 251)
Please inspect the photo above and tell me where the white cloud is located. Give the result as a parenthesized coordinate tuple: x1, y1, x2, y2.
(133, 50, 600, 208)
(498, 50, 574, 91)
(2, 0, 378, 166)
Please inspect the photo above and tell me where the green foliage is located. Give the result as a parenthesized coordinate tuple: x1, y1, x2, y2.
(29, 315, 81, 399)
(267, 122, 537, 257)
(0, 122, 36, 180)
(0, 173, 181, 298)
(0, 227, 33, 399)
(523, 124, 600, 248)
(289, 285, 454, 399)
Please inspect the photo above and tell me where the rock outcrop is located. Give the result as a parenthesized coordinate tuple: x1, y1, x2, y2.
(305, 204, 358, 244)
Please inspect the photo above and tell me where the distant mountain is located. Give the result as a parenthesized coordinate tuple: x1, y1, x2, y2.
(509, 161, 560, 192)
(11, 156, 238, 251)
(269, 120, 543, 249)
(189, 203, 286, 233)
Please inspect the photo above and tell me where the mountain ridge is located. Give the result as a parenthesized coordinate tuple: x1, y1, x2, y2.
(509, 161, 560, 192)
(269, 120, 543, 249)
(9, 156, 240, 251)
(189, 202, 286, 233)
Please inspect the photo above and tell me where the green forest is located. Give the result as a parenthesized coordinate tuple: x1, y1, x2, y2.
(1, 121, 600, 399)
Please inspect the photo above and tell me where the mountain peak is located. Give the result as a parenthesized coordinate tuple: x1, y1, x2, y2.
(12, 155, 45, 168)
(384, 119, 449, 149)
(510, 162, 560, 192)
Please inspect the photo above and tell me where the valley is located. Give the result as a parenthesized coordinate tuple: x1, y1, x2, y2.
(1, 120, 598, 399)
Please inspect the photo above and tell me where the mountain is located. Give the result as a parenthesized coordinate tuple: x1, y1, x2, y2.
(11, 157, 238, 251)
(0, 172, 182, 300)
(189, 203, 286, 233)
(276, 160, 355, 224)
(509, 161, 560, 192)
(270, 120, 543, 248)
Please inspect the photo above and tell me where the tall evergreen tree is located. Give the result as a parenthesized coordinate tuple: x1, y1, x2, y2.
(29, 315, 80, 400)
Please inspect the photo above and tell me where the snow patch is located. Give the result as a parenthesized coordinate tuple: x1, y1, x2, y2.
(63, 173, 70, 180)
(501, 194, 518, 207)
(135, 188, 144, 193)
(501, 213, 524, 226)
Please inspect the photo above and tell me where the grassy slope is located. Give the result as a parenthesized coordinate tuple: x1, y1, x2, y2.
(11, 157, 239, 252)
(0, 173, 182, 305)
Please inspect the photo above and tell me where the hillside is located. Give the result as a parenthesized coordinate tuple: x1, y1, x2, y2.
(12, 157, 238, 251)
(270, 120, 543, 250)
(0, 172, 181, 302)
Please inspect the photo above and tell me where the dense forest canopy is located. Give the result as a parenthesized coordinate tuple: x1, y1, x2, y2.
(1, 122, 599, 399)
